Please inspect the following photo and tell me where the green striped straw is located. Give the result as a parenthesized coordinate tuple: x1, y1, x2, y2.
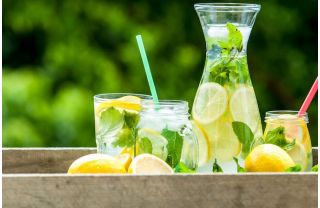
(136, 34, 159, 104)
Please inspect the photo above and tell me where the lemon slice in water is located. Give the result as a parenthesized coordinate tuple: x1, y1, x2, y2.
(205, 121, 241, 162)
(191, 120, 211, 166)
(137, 128, 168, 161)
(230, 86, 260, 133)
(96, 95, 141, 116)
(192, 83, 228, 124)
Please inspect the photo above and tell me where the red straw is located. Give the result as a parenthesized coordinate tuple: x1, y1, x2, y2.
(298, 77, 318, 116)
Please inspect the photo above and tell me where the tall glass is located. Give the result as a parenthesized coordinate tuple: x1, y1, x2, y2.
(192, 3, 262, 173)
(94, 93, 151, 156)
(264, 111, 313, 171)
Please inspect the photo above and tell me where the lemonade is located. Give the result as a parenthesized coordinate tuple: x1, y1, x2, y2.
(193, 4, 262, 173)
(264, 111, 313, 171)
(136, 100, 198, 171)
(94, 94, 151, 156)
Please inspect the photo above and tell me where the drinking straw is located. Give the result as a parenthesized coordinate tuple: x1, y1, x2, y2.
(136, 34, 159, 104)
(298, 77, 318, 116)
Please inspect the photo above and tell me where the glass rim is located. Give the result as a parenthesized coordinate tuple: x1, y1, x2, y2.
(194, 3, 261, 12)
(94, 93, 152, 102)
(265, 110, 309, 123)
(141, 100, 189, 115)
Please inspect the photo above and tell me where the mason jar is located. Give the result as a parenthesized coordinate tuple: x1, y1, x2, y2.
(264, 111, 313, 171)
(136, 100, 198, 171)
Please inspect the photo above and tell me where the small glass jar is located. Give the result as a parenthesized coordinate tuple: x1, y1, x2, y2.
(136, 100, 198, 171)
(264, 111, 313, 171)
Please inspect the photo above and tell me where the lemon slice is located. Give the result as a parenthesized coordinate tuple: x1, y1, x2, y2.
(67, 153, 126, 174)
(191, 120, 211, 166)
(137, 128, 168, 161)
(118, 95, 141, 103)
(128, 154, 173, 174)
(205, 121, 241, 162)
(287, 141, 308, 171)
(96, 95, 141, 116)
(192, 82, 228, 124)
(230, 86, 260, 133)
(281, 116, 305, 142)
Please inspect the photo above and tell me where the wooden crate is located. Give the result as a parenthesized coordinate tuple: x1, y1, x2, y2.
(2, 148, 318, 208)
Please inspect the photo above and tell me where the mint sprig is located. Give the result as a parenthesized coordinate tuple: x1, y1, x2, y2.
(174, 162, 196, 173)
(138, 137, 153, 154)
(212, 159, 223, 173)
(264, 127, 296, 151)
(232, 121, 254, 157)
(110, 109, 140, 148)
(285, 164, 302, 172)
(207, 23, 249, 86)
(233, 157, 246, 173)
(99, 107, 124, 135)
(161, 128, 183, 168)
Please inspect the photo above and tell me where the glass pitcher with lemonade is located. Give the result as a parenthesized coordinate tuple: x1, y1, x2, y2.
(192, 3, 263, 173)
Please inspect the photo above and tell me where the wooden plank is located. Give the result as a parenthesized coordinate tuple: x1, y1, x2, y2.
(2, 173, 317, 208)
(2, 148, 96, 173)
(2, 148, 318, 174)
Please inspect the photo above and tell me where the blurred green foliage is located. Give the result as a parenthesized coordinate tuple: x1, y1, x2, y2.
(3, 0, 318, 147)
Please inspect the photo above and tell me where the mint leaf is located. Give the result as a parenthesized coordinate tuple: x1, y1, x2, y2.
(282, 139, 296, 151)
(124, 110, 140, 129)
(285, 164, 301, 172)
(226, 22, 243, 52)
(138, 137, 153, 154)
(232, 121, 254, 157)
(99, 107, 124, 135)
(311, 164, 318, 172)
(212, 159, 223, 173)
(161, 128, 183, 168)
(233, 157, 246, 172)
(265, 127, 296, 151)
(174, 162, 196, 173)
(111, 128, 134, 148)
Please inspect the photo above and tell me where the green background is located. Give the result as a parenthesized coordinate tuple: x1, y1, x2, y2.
(2, 0, 318, 147)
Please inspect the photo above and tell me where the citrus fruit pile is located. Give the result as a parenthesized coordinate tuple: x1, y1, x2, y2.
(67, 153, 173, 174)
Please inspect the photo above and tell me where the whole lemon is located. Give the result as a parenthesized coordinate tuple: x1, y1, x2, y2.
(68, 153, 126, 174)
(245, 144, 295, 172)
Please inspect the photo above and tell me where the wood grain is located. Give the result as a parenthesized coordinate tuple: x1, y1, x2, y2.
(2, 148, 96, 173)
(2, 148, 318, 173)
(3, 173, 317, 208)
(2, 148, 318, 208)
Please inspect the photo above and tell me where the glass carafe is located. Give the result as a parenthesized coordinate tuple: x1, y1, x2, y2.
(192, 3, 263, 173)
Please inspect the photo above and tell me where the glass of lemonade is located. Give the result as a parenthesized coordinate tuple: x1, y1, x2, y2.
(94, 93, 151, 156)
(264, 111, 313, 171)
(136, 100, 198, 170)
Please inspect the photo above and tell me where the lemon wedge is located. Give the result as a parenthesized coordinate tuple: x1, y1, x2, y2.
(67, 154, 126, 174)
(128, 154, 173, 174)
